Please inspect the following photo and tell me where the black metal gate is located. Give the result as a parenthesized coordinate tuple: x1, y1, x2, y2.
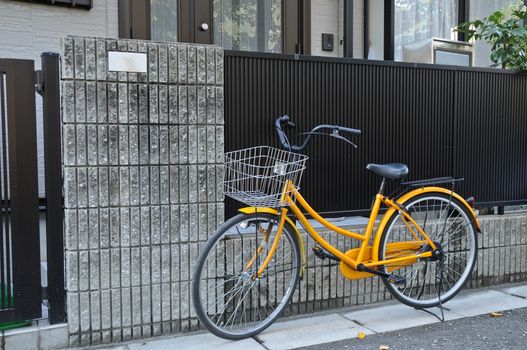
(0, 59, 41, 322)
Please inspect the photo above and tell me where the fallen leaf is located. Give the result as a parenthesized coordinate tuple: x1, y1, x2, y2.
(357, 331, 366, 339)
(379, 345, 390, 350)
(490, 311, 503, 317)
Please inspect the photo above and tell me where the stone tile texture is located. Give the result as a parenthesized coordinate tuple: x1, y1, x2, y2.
(62, 37, 224, 346)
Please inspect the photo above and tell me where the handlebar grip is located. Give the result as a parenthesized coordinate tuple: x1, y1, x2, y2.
(337, 126, 361, 135)
(275, 115, 294, 151)
(278, 115, 290, 124)
(278, 115, 295, 128)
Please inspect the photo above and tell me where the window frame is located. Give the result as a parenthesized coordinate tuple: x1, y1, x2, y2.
(10, 0, 92, 9)
(360, 0, 469, 61)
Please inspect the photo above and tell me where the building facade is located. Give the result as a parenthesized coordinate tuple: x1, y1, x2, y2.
(1, 0, 520, 74)
(0, 0, 520, 196)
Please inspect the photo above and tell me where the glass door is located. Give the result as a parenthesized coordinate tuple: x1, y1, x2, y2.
(213, 0, 283, 53)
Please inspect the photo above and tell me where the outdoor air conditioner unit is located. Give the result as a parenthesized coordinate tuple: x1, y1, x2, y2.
(402, 37, 474, 67)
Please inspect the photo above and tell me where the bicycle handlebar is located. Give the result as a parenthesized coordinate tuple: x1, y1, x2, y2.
(275, 115, 361, 152)
(311, 124, 362, 135)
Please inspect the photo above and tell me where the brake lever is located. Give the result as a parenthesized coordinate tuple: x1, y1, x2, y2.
(331, 130, 358, 149)
(297, 131, 358, 149)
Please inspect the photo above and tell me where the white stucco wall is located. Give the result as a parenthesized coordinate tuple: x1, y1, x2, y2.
(310, 0, 364, 58)
(311, 0, 342, 57)
(352, 0, 364, 59)
(0, 0, 119, 196)
(0, 0, 118, 62)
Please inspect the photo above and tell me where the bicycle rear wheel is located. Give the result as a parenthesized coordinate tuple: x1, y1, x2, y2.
(192, 212, 301, 340)
(378, 191, 478, 308)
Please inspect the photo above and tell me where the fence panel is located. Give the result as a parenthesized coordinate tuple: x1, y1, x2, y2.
(453, 71, 527, 206)
(224, 52, 459, 216)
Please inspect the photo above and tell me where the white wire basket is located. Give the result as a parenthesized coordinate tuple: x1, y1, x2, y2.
(224, 146, 309, 208)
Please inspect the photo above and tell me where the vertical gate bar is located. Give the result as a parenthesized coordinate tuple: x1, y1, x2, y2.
(41, 52, 66, 324)
(3, 65, 13, 308)
(4, 59, 41, 320)
(0, 73, 5, 308)
(1, 70, 13, 310)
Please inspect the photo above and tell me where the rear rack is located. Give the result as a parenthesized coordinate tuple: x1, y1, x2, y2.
(401, 177, 464, 187)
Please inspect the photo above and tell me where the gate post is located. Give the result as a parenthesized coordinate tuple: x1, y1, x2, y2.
(41, 52, 67, 324)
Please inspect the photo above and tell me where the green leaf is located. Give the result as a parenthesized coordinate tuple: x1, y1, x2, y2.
(458, 2, 527, 71)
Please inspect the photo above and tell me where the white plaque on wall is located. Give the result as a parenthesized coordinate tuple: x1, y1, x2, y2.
(108, 51, 148, 73)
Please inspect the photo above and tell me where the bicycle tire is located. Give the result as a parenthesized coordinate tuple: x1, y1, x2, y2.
(192, 212, 301, 340)
(377, 191, 478, 308)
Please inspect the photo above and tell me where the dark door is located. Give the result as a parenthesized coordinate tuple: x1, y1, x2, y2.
(119, 0, 213, 44)
(193, 0, 213, 44)
(179, 0, 213, 44)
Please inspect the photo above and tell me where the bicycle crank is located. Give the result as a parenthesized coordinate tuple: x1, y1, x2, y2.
(357, 264, 407, 285)
(312, 246, 340, 262)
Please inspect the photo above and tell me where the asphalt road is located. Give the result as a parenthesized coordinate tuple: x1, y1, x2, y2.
(296, 307, 527, 350)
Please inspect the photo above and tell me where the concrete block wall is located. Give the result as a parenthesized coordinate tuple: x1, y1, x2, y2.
(471, 213, 527, 287)
(61, 36, 224, 346)
(286, 213, 527, 316)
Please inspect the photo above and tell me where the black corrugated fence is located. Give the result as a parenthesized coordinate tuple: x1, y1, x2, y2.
(224, 51, 527, 217)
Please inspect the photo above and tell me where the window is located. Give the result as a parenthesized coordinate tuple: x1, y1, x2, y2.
(367, 0, 385, 60)
(364, 0, 471, 61)
(394, 0, 458, 61)
(362, 0, 526, 64)
(150, 0, 178, 42)
(470, 0, 518, 67)
(213, 0, 283, 53)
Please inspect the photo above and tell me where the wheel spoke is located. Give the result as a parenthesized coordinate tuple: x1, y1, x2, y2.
(379, 194, 476, 308)
(193, 214, 300, 338)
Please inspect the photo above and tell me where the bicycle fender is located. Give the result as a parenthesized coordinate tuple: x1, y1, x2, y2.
(238, 207, 307, 278)
(371, 187, 481, 262)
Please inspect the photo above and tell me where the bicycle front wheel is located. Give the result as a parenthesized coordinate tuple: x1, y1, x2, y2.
(192, 212, 301, 340)
(378, 191, 478, 308)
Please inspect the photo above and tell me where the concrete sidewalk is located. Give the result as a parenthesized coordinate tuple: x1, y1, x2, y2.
(90, 283, 527, 350)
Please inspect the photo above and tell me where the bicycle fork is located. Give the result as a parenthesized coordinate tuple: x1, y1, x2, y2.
(243, 208, 289, 280)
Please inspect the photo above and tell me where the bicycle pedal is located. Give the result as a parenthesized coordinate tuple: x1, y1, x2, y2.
(388, 275, 406, 285)
(312, 246, 340, 262)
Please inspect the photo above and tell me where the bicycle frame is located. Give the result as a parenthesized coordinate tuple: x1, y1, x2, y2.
(251, 181, 438, 277)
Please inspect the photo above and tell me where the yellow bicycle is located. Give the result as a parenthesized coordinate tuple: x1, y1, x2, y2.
(193, 115, 481, 340)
